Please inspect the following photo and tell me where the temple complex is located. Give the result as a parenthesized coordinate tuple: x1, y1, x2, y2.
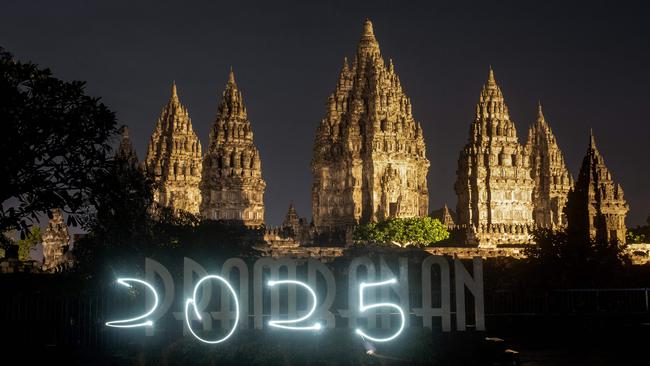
(200, 70, 266, 226)
(525, 103, 574, 229)
(311, 20, 430, 239)
(566, 132, 629, 243)
(144, 82, 203, 215)
(454, 68, 535, 246)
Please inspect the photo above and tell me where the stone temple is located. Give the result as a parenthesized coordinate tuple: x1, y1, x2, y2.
(525, 103, 574, 229)
(145, 82, 203, 215)
(311, 20, 430, 238)
(566, 132, 629, 243)
(200, 70, 266, 226)
(454, 68, 535, 246)
(42, 209, 70, 271)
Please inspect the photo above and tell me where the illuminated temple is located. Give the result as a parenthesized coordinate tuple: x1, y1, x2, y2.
(132, 20, 631, 253)
(145, 83, 203, 215)
(310, 20, 430, 240)
(200, 70, 266, 226)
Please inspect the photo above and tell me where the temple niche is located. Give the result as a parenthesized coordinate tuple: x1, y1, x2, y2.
(454, 68, 535, 246)
(145, 82, 203, 216)
(200, 70, 266, 226)
(311, 20, 430, 241)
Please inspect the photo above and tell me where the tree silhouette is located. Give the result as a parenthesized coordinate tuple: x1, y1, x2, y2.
(0, 47, 117, 238)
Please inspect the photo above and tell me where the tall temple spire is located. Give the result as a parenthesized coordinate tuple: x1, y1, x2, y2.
(312, 20, 429, 241)
(145, 82, 203, 215)
(455, 68, 534, 245)
(526, 103, 573, 229)
(566, 130, 628, 243)
(201, 70, 266, 226)
(115, 125, 139, 167)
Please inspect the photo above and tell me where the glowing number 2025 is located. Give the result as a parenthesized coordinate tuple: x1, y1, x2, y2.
(355, 278, 405, 342)
(184, 275, 240, 344)
(105, 278, 159, 328)
(267, 280, 322, 331)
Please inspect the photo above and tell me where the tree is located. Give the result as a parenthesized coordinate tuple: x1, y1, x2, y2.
(17, 226, 41, 261)
(353, 217, 449, 247)
(0, 47, 117, 238)
(524, 228, 629, 287)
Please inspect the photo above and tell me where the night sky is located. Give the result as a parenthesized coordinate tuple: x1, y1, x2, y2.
(2, 0, 649, 226)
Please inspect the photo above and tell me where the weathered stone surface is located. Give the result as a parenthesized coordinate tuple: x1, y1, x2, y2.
(145, 82, 202, 215)
(42, 209, 70, 271)
(566, 131, 628, 243)
(454, 68, 535, 246)
(311, 20, 430, 237)
(525, 103, 574, 229)
(200, 70, 266, 226)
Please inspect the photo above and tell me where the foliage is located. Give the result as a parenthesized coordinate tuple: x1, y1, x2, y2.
(0, 47, 117, 238)
(353, 217, 449, 247)
(627, 213, 650, 243)
(17, 226, 41, 261)
(523, 228, 630, 287)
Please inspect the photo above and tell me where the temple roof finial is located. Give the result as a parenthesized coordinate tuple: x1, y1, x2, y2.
(228, 67, 236, 85)
(171, 80, 178, 98)
(589, 128, 596, 149)
(363, 19, 374, 37)
(537, 100, 545, 122)
(487, 66, 496, 84)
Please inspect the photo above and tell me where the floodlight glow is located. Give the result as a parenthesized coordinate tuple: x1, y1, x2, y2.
(355, 278, 405, 342)
(105, 278, 159, 328)
(184, 275, 240, 344)
(267, 279, 322, 331)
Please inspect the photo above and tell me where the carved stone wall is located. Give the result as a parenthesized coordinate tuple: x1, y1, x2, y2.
(41, 209, 70, 271)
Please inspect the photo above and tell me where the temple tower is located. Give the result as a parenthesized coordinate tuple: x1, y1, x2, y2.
(454, 68, 535, 246)
(525, 103, 573, 228)
(566, 131, 628, 243)
(200, 70, 266, 226)
(311, 20, 430, 238)
(145, 82, 202, 215)
(41, 209, 70, 271)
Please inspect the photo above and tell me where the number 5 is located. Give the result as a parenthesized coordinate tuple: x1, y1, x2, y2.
(355, 278, 405, 342)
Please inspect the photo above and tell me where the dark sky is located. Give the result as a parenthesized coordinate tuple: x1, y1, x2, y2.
(2, 0, 649, 226)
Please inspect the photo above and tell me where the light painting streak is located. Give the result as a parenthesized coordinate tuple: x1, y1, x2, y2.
(184, 275, 240, 344)
(267, 280, 322, 331)
(355, 278, 405, 342)
(105, 278, 159, 328)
